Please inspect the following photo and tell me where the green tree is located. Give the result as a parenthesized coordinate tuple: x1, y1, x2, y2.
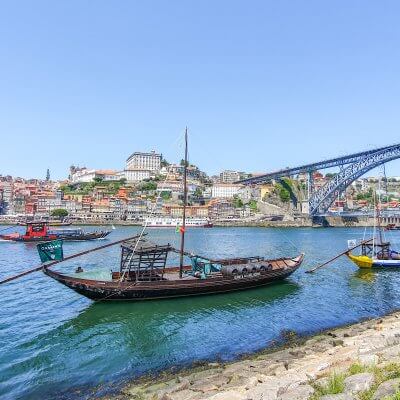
(119, 178, 127, 185)
(93, 176, 104, 184)
(51, 209, 69, 219)
(161, 191, 171, 200)
(194, 187, 203, 197)
(248, 200, 258, 211)
(140, 181, 157, 191)
(233, 196, 244, 208)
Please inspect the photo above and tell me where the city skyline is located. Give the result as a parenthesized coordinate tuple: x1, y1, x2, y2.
(1, 1, 400, 179)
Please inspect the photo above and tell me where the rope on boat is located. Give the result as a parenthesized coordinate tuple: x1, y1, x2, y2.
(305, 239, 373, 274)
(0, 233, 145, 285)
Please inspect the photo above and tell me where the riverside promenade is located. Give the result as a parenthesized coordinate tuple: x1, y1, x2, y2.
(103, 311, 400, 400)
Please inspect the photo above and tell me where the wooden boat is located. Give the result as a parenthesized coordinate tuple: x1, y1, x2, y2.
(17, 219, 72, 227)
(0, 128, 304, 301)
(43, 237, 304, 301)
(386, 224, 400, 231)
(0, 221, 110, 242)
(346, 196, 400, 268)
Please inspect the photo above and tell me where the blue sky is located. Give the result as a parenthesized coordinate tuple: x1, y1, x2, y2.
(1, 1, 400, 180)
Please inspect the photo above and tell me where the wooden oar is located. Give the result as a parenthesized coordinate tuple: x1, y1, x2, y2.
(305, 239, 373, 274)
(0, 233, 146, 285)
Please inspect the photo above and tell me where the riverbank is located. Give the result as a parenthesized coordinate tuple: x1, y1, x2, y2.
(100, 311, 400, 400)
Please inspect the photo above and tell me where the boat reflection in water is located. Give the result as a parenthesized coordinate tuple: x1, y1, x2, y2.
(40, 282, 300, 399)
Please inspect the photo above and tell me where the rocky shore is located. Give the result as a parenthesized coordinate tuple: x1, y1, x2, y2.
(100, 311, 400, 400)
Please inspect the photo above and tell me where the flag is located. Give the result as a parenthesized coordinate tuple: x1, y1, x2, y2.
(347, 239, 357, 249)
(175, 224, 185, 234)
(37, 240, 64, 263)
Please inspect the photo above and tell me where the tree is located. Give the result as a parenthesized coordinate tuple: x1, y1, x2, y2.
(46, 169, 50, 181)
(119, 178, 127, 185)
(233, 196, 244, 208)
(140, 181, 157, 191)
(93, 176, 104, 184)
(51, 208, 69, 219)
(194, 187, 203, 197)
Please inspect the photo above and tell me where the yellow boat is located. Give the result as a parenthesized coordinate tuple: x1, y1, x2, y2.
(345, 252, 374, 268)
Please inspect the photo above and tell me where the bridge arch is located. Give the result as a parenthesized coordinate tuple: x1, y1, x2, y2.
(309, 146, 400, 215)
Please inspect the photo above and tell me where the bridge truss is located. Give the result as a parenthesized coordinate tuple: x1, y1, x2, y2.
(237, 143, 400, 216)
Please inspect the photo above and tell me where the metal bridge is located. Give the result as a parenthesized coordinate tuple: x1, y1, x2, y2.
(237, 143, 400, 216)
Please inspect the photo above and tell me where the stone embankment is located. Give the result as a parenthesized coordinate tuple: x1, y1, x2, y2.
(102, 312, 400, 400)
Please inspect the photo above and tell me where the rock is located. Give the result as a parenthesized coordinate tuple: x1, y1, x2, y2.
(277, 384, 314, 400)
(169, 390, 198, 400)
(245, 381, 279, 400)
(207, 390, 247, 400)
(372, 378, 400, 399)
(332, 339, 344, 347)
(320, 394, 354, 400)
(317, 362, 331, 372)
(358, 353, 378, 366)
(315, 376, 330, 388)
(173, 377, 190, 392)
(159, 394, 173, 400)
(344, 372, 374, 393)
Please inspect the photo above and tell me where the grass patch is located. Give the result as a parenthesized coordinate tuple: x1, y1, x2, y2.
(311, 372, 345, 399)
(349, 362, 368, 375)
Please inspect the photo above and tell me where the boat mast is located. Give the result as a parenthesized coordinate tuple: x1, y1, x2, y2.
(179, 128, 188, 279)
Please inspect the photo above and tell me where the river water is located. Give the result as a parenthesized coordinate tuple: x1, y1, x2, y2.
(1, 226, 400, 400)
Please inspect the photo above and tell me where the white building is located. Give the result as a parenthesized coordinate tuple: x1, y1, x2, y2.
(124, 169, 151, 183)
(211, 183, 243, 198)
(70, 168, 120, 183)
(126, 151, 161, 172)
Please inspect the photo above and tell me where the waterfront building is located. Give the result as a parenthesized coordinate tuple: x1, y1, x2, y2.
(126, 150, 161, 172)
(162, 204, 209, 218)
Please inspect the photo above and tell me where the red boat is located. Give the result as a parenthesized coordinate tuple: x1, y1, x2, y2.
(0, 222, 110, 242)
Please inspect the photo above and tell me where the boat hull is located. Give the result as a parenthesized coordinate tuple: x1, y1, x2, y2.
(0, 231, 110, 242)
(346, 253, 400, 268)
(43, 255, 304, 301)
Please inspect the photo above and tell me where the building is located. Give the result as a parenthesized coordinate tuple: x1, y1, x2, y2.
(211, 183, 242, 198)
(70, 168, 120, 183)
(220, 170, 241, 184)
(124, 169, 151, 183)
(126, 151, 161, 172)
(162, 204, 209, 218)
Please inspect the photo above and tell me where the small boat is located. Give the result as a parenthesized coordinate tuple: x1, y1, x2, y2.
(346, 241, 400, 268)
(0, 222, 110, 242)
(144, 216, 213, 228)
(386, 224, 400, 231)
(346, 196, 400, 268)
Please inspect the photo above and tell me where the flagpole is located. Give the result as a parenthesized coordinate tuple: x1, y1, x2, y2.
(179, 128, 188, 279)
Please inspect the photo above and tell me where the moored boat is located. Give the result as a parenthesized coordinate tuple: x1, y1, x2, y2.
(43, 237, 304, 301)
(143, 216, 213, 228)
(386, 224, 400, 231)
(346, 195, 400, 269)
(0, 222, 110, 242)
